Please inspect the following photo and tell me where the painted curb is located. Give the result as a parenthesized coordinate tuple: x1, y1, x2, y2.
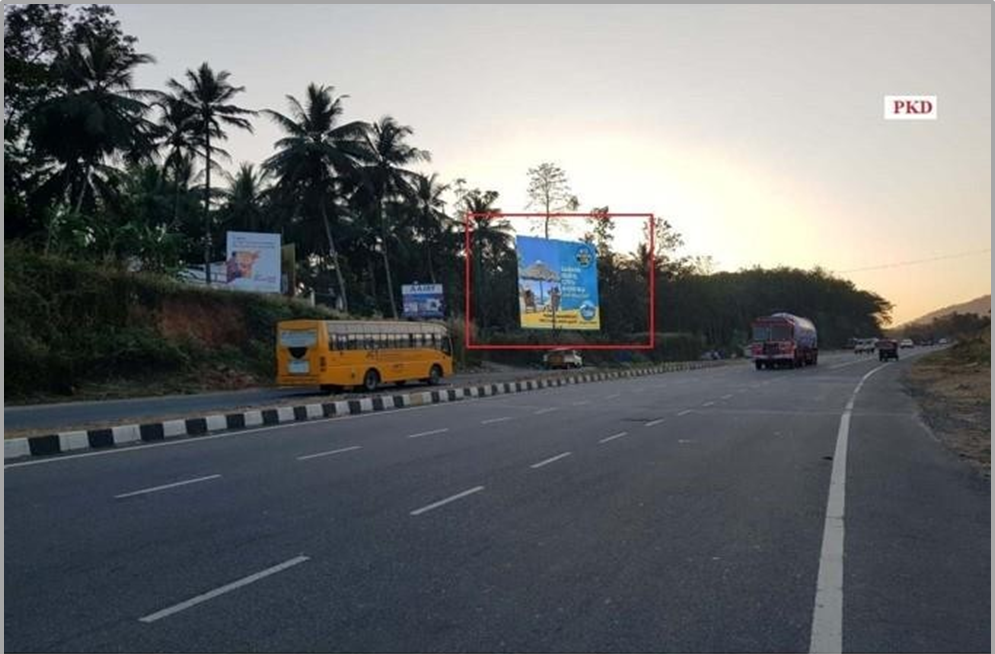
(4, 361, 726, 461)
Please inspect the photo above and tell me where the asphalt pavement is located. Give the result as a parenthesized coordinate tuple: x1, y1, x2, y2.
(3, 367, 587, 433)
(3, 350, 989, 652)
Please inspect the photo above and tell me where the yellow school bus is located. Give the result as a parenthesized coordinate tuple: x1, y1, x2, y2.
(276, 320, 454, 392)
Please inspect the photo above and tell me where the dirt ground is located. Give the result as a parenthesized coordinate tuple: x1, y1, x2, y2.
(904, 337, 991, 475)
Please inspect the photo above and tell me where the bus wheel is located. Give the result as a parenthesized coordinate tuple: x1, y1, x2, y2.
(428, 364, 443, 385)
(362, 369, 380, 392)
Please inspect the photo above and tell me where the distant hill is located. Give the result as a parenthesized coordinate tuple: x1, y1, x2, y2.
(902, 294, 991, 327)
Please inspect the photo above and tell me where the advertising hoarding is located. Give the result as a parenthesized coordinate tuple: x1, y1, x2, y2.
(402, 283, 444, 319)
(515, 235, 600, 330)
(225, 231, 282, 294)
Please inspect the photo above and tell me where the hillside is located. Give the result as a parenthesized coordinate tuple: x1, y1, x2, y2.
(4, 246, 340, 402)
(902, 294, 991, 327)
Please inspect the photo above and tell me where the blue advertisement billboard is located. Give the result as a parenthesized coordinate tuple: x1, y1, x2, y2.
(402, 283, 444, 319)
(515, 236, 600, 330)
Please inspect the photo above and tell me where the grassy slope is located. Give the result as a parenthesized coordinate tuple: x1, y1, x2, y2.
(904, 330, 991, 473)
(4, 247, 338, 403)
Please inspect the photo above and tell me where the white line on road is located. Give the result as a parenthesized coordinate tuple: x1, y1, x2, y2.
(405, 428, 450, 439)
(605, 393, 621, 400)
(644, 418, 665, 427)
(571, 400, 592, 406)
(481, 416, 512, 425)
(677, 409, 692, 416)
(410, 486, 485, 516)
(138, 555, 309, 623)
(530, 452, 573, 469)
(702, 401, 715, 407)
(114, 474, 221, 499)
(533, 407, 558, 415)
(598, 432, 628, 444)
(809, 363, 886, 654)
(296, 445, 362, 461)
(721, 394, 733, 400)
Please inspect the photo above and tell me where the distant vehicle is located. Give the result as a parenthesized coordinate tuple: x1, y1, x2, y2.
(900, 338, 915, 349)
(938, 337, 949, 345)
(543, 348, 583, 369)
(854, 338, 877, 354)
(750, 312, 818, 369)
(276, 319, 453, 392)
(877, 338, 899, 361)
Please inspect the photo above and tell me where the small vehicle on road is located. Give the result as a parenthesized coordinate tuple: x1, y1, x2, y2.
(877, 338, 899, 361)
(854, 338, 876, 354)
(543, 348, 583, 369)
(900, 338, 915, 349)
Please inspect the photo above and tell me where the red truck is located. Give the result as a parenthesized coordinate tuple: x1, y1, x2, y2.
(750, 312, 818, 370)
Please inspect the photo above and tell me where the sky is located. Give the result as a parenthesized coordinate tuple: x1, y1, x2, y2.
(113, 4, 991, 324)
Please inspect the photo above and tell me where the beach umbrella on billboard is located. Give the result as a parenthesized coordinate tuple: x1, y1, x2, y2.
(520, 260, 559, 305)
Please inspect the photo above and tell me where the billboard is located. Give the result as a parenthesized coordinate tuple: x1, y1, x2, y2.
(402, 283, 444, 319)
(515, 235, 600, 330)
(225, 231, 281, 293)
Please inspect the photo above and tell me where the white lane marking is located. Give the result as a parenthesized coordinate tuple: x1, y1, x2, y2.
(633, 388, 646, 394)
(702, 401, 715, 407)
(410, 486, 485, 516)
(605, 393, 621, 400)
(405, 428, 450, 440)
(138, 555, 309, 623)
(598, 432, 628, 444)
(296, 445, 362, 461)
(114, 474, 221, 499)
(644, 418, 665, 427)
(571, 400, 591, 406)
(533, 407, 558, 415)
(481, 416, 512, 425)
(677, 409, 693, 416)
(809, 363, 887, 654)
(530, 452, 573, 469)
(677, 439, 693, 444)
(721, 394, 733, 400)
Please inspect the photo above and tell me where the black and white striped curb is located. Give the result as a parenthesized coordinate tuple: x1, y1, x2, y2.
(4, 361, 726, 461)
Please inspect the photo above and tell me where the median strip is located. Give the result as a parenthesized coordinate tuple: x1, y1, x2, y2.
(4, 361, 730, 463)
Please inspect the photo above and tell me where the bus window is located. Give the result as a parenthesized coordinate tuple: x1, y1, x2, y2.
(442, 337, 453, 355)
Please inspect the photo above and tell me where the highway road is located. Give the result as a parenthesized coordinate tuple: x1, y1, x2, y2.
(3, 350, 989, 652)
(3, 366, 603, 434)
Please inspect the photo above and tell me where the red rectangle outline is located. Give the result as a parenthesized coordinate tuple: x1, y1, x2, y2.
(464, 212, 656, 350)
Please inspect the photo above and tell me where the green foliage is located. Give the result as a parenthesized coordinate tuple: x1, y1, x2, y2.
(4, 246, 336, 398)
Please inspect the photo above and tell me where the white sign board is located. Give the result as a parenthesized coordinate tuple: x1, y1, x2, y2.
(225, 231, 282, 293)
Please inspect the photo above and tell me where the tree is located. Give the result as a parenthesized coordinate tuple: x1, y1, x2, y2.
(221, 163, 269, 232)
(28, 30, 157, 214)
(525, 162, 579, 238)
(358, 116, 430, 318)
(166, 63, 255, 284)
(263, 83, 368, 313)
(412, 173, 451, 283)
(155, 93, 204, 228)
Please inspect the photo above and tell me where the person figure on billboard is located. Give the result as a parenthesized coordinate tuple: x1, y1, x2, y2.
(549, 286, 561, 314)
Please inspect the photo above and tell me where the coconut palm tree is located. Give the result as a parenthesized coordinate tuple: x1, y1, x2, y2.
(221, 163, 269, 233)
(29, 31, 157, 214)
(357, 116, 430, 319)
(263, 83, 368, 313)
(166, 63, 255, 284)
(412, 173, 451, 284)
